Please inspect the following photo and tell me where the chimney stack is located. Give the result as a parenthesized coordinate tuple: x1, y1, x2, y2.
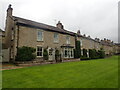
(7, 4, 13, 17)
(83, 34, 86, 37)
(56, 21, 64, 29)
(88, 35, 90, 38)
(77, 30, 81, 35)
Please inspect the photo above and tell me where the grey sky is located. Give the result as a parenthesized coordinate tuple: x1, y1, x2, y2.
(0, 0, 119, 43)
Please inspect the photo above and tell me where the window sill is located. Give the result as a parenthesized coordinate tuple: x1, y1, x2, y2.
(37, 41, 44, 42)
(54, 42, 59, 44)
(36, 56, 43, 58)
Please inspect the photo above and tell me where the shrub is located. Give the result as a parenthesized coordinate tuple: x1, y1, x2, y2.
(74, 40, 81, 58)
(98, 50, 105, 58)
(89, 49, 99, 59)
(43, 48, 48, 60)
(74, 49, 77, 58)
(80, 56, 90, 60)
(15, 46, 36, 61)
(55, 49, 60, 61)
(83, 49, 87, 57)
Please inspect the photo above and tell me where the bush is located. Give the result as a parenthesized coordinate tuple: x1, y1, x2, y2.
(74, 40, 81, 58)
(43, 48, 48, 60)
(83, 49, 87, 57)
(55, 49, 60, 62)
(15, 46, 36, 61)
(89, 49, 105, 59)
(98, 50, 105, 58)
(80, 56, 90, 60)
(89, 49, 99, 59)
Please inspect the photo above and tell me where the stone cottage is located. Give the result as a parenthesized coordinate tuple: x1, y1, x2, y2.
(4, 5, 76, 61)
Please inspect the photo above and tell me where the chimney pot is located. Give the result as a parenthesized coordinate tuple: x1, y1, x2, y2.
(7, 4, 13, 16)
(56, 21, 64, 29)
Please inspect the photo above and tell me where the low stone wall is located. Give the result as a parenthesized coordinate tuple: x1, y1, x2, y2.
(13, 58, 80, 66)
(14, 60, 56, 66)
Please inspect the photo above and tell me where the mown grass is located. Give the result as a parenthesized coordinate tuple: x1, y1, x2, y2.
(2, 55, 119, 88)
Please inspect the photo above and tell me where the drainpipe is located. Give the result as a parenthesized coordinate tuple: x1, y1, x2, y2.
(15, 25, 19, 60)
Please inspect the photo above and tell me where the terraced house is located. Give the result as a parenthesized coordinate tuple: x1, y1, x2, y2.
(2, 5, 120, 62)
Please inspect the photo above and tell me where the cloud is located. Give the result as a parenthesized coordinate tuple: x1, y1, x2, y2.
(0, 0, 119, 43)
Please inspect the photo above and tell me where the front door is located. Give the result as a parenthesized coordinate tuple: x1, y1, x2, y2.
(48, 48, 54, 60)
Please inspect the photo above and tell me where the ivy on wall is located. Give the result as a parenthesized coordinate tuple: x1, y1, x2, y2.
(74, 40, 81, 58)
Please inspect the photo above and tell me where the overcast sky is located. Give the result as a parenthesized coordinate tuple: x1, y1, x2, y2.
(0, 0, 119, 43)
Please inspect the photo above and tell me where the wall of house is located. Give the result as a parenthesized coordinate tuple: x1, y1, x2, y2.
(94, 41, 101, 50)
(12, 25, 75, 60)
(18, 26, 75, 48)
(80, 37, 95, 50)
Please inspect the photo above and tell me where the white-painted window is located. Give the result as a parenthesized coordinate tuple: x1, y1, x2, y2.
(81, 49, 83, 56)
(37, 46, 43, 57)
(54, 33, 59, 43)
(63, 48, 73, 58)
(37, 30, 43, 41)
(66, 36, 70, 44)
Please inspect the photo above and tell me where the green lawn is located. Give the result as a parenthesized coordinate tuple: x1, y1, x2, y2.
(2, 56, 119, 88)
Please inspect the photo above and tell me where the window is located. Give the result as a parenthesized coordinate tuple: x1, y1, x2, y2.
(81, 49, 83, 56)
(66, 36, 70, 44)
(37, 30, 43, 41)
(65, 49, 67, 57)
(70, 49, 74, 58)
(63, 48, 74, 58)
(37, 46, 43, 57)
(54, 33, 59, 43)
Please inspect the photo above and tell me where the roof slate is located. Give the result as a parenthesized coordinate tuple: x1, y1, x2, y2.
(13, 16, 76, 36)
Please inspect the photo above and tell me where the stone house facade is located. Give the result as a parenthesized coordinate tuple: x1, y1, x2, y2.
(4, 5, 75, 61)
(3, 5, 120, 62)
(0, 29, 5, 47)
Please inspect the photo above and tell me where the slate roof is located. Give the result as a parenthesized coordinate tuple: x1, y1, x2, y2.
(13, 16, 76, 36)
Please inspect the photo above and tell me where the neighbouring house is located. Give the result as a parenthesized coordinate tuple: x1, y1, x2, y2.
(0, 29, 5, 48)
(76, 30, 117, 57)
(3, 4, 120, 62)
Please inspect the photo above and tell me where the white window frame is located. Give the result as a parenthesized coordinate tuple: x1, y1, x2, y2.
(36, 46, 43, 57)
(81, 49, 83, 56)
(66, 36, 70, 44)
(54, 33, 59, 43)
(63, 48, 74, 58)
(37, 29, 44, 41)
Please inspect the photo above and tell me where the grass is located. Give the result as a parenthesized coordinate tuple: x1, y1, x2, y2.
(2, 55, 119, 88)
